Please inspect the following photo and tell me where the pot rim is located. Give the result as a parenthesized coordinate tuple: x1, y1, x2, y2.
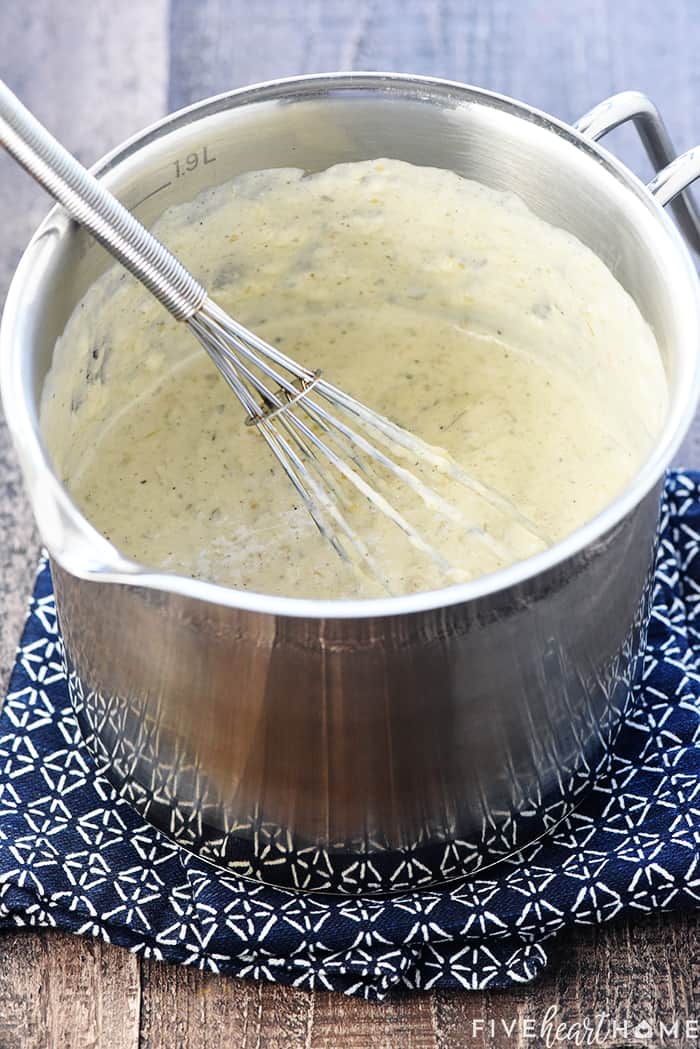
(3, 70, 700, 620)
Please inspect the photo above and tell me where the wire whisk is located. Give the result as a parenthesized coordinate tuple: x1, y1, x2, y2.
(0, 79, 549, 593)
(190, 301, 549, 590)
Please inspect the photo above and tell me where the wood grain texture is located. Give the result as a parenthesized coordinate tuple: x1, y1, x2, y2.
(0, 930, 140, 1049)
(309, 990, 437, 1049)
(168, 0, 700, 158)
(139, 960, 312, 1049)
(1, 1, 700, 1047)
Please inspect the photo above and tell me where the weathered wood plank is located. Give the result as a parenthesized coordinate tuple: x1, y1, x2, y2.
(167, 0, 699, 157)
(0, 930, 140, 1049)
(137, 961, 312, 1049)
(310, 990, 437, 1049)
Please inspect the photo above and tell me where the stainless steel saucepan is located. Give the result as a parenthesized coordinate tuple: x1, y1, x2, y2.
(3, 73, 700, 894)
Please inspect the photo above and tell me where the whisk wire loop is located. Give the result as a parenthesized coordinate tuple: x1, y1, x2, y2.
(188, 297, 548, 592)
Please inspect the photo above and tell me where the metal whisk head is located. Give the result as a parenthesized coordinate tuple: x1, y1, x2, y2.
(0, 80, 549, 595)
(189, 299, 550, 594)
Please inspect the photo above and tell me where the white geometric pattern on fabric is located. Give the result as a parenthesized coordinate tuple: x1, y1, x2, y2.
(0, 471, 699, 1000)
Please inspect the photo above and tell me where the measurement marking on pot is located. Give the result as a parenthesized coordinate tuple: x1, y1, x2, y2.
(132, 180, 173, 209)
(173, 146, 216, 179)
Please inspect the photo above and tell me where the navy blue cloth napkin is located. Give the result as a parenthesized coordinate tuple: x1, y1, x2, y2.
(2, 471, 700, 1000)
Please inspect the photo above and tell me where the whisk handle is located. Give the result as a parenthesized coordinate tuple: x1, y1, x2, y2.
(0, 79, 206, 321)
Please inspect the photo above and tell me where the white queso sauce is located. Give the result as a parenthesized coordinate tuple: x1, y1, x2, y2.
(41, 160, 667, 599)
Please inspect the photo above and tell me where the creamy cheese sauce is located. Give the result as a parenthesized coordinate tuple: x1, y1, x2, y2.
(41, 160, 667, 599)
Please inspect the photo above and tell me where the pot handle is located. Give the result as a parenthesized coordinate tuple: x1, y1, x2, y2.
(574, 91, 700, 253)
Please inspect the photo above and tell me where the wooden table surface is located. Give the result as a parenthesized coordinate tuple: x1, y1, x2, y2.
(2, 2, 700, 1046)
